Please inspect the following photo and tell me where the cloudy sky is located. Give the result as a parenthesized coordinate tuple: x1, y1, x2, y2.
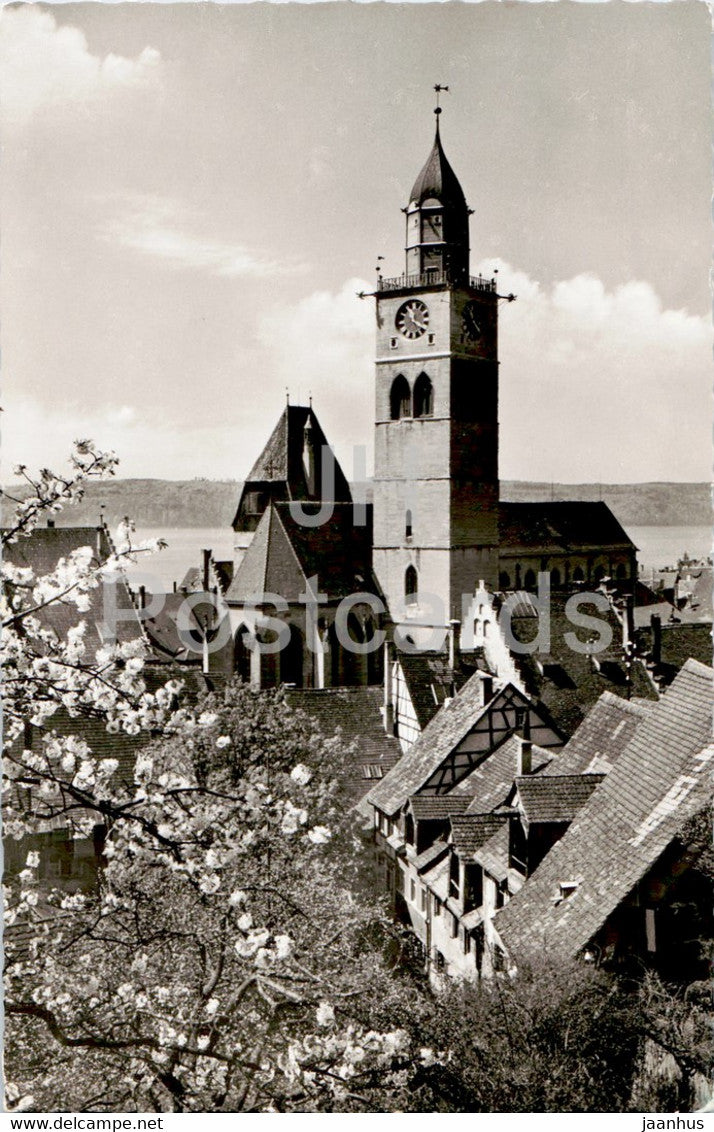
(1, 1, 710, 484)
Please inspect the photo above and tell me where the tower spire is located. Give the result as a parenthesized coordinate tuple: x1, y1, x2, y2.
(433, 83, 449, 128)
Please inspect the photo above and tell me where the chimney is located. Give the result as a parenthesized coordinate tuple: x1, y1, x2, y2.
(383, 639, 394, 734)
(139, 585, 146, 610)
(622, 594, 634, 651)
(448, 619, 461, 670)
(651, 613, 662, 666)
(480, 674, 494, 706)
(517, 737, 533, 777)
(202, 548, 211, 593)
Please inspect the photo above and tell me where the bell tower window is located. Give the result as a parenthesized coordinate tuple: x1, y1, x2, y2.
(405, 509, 413, 539)
(390, 374, 411, 420)
(413, 372, 433, 418)
(405, 565, 418, 605)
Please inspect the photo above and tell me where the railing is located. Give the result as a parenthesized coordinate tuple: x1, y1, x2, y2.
(377, 270, 496, 293)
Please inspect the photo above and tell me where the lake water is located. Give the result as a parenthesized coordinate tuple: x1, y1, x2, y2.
(123, 524, 712, 592)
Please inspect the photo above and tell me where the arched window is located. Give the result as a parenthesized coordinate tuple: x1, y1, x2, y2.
(550, 567, 561, 588)
(413, 372, 433, 418)
(280, 623, 303, 687)
(483, 620, 490, 639)
(405, 565, 418, 605)
(573, 565, 585, 582)
(499, 571, 511, 590)
(390, 374, 411, 420)
(233, 625, 252, 683)
(523, 568, 536, 591)
(593, 564, 606, 584)
(616, 563, 628, 580)
(405, 509, 413, 539)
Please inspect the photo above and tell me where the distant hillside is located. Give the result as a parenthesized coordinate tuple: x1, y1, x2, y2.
(3, 478, 711, 529)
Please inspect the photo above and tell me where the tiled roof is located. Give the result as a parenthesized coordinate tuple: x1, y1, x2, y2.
(463, 736, 552, 815)
(474, 821, 511, 882)
(409, 127, 468, 212)
(397, 650, 489, 730)
(514, 774, 605, 824)
(226, 503, 375, 605)
(415, 840, 449, 872)
(499, 501, 634, 552)
(542, 692, 651, 777)
(634, 622, 713, 688)
(283, 687, 401, 805)
(423, 855, 450, 901)
(496, 659, 714, 962)
(408, 795, 470, 821)
(142, 592, 206, 661)
(510, 592, 658, 736)
(449, 813, 506, 857)
(366, 673, 488, 816)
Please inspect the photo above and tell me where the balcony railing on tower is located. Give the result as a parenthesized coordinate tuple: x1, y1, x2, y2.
(377, 270, 496, 293)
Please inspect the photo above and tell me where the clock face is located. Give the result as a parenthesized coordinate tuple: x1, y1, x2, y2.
(461, 301, 483, 342)
(396, 299, 429, 340)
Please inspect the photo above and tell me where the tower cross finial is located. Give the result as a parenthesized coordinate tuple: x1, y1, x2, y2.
(434, 83, 449, 117)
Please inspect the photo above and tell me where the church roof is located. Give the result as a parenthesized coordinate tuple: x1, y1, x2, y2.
(499, 501, 634, 553)
(225, 502, 375, 605)
(409, 123, 468, 212)
(232, 405, 352, 531)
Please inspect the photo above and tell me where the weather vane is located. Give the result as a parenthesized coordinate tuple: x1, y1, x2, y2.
(434, 84, 450, 117)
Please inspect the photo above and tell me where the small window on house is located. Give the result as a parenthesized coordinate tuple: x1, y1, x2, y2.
(405, 812, 415, 845)
(405, 565, 418, 605)
(405, 509, 413, 539)
(390, 337, 398, 349)
(433, 897, 442, 917)
(434, 949, 446, 972)
(410, 878, 416, 904)
(427, 332, 435, 345)
(450, 912, 459, 939)
(449, 852, 460, 900)
(420, 885, 427, 914)
(462, 929, 471, 956)
(483, 620, 490, 639)
(559, 880, 579, 900)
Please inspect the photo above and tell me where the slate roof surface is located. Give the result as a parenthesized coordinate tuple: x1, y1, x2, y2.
(366, 672, 488, 816)
(514, 774, 605, 824)
(541, 692, 651, 777)
(510, 592, 658, 736)
(409, 126, 468, 211)
(142, 592, 206, 661)
(226, 503, 375, 605)
(283, 687, 401, 805)
(232, 406, 352, 530)
(635, 622, 713, 687)
(408, 795, 471, 821)
(499, 501, 634, 552)
(414, 840, 449, 872)
(463, 736, 553, 815)
(496, 659, 714, 962)
(449, 813, 506, 856)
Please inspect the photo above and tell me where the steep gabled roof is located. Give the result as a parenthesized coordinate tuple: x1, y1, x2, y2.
(367, 677, 563, 818)
(499, 501, 634, 552)
(396, 650, 488, 730)
(463, 735, 553, 815)
(496, 659, 714, 962)
(232, 405, 352, 530)
(542, 692, 651, 777)
(514, 774, 605, 825)
(409, 124, 468, 212)
(225, 502, 376, 606)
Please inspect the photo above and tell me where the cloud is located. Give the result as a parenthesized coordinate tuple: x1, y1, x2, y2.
(0, 7, 163, 130)
(475, 260, 711, 482)
(101, 195, 307, 279)
(256, 278, 375, 476)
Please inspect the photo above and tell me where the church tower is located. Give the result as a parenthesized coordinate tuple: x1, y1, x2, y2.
(372, 106, 500, 627)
